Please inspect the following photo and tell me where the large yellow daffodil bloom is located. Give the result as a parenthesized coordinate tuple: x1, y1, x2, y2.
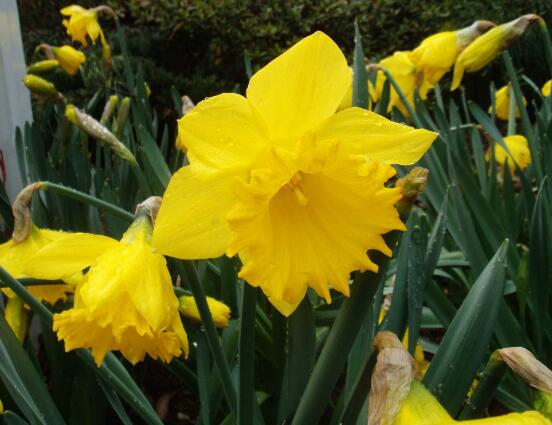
(486, 135, 531, 171)
(25, 215, 188, 366)
(491, 85, 526, 120)
(451, 15, 541, 91)
(153, 32, 437, 316)
(395, 381, 550, 425)
(52, 45, 86, 76)
(411, 21, 495, 86)
(61, 5, 105, 47)
(0, 226, 77, 305)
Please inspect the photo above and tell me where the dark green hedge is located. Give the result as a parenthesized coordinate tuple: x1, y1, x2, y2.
(19, 0, 552, 107)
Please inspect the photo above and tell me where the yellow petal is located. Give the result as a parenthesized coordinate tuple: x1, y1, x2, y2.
(542, 80, 551, 97)
(154, 166, 238, 259)
(316, 108, 437, 165)
(60, 5, 87, 15)
(179, 295, 231, 328)
(246, 31, 350, 142)
(177, 93, 269, 173)
(25, 233, 119, 279)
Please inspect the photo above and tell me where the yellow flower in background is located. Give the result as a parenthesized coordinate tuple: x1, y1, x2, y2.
(5, 297, 28, 342)
(153, 32, 437, 316)
(52, 45, 86, 76)
(25, 215, 188, 366)
(491, 85, 526, 120)
(0, 226, 75, 305)
(411, 20, 495, 86)
(486, 135, 531, 171)
(179, 295, 231, 328)
(61, 5, 105, 47)
(542, 80, 551, 97)
(394, 381, 551, 425)
(451, 15, 542, 91)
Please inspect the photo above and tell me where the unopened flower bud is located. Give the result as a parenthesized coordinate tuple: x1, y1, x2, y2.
(394, 167, 429, 218)
(135, 196, 162, 225)
(179, 295, 231, 328)
(65, 104, 137, 165)
(22, 74, 60, 99)
(114, 97, 131, 140)
(497, 347, 552, 394)
(11, 182, 44, 243)
(100, 95, 119, 125)
(27, 59, 60, 74)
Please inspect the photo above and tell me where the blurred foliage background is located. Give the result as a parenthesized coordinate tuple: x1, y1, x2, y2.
(19, 0, 552, 111)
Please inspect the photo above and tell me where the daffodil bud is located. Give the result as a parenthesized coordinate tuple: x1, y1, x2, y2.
(27, 59, 60, 74)
(11, 182, 44, 243)
(497, 347, 552, 394)
(179, 295, 231, 328)
(452, 14, 542, 90)
(22, 74, 60, 99)
(5, 297, 28, 342)
(52, 45, 86, 76)
(114, 97, 131, 140)
(136, 196, 162, 225)
(368, 332, 417, 425)
(65, 104, 137, 165)
(542, 80, 551, 97)
(100, 95, 119, 125)
(102, 42, 112, 67)
(395, 167, 429, 218)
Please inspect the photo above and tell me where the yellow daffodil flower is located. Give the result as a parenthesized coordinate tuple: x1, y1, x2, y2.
(5, 297, 28, 342)
(394, 381, 551, 425)
(0, 225, 75, 305)
(371, 51, 431, 117)
(542, 80, 551, 97)
(491, 85, 526, 120)
(179, 295, 231, 328)
(486, 135, 531, 171)
(61, 5, 105, 48)
(411, 21, 495, 86)
(25, 214, 188, 366)
(52, 45, 86, 76)
(153, 32, 437, 316)
(451, 15, 542, 91)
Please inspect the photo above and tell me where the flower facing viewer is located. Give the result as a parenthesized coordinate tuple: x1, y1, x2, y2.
(153, 32, 437, 316)
(26, 210, 188, 366)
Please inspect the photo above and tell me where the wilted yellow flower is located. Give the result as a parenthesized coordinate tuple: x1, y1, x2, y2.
(451, 15, 542, 91)
(0, 225, 75, 305)
(26, 214, 188, 366)
(52, 45, 86, 76)
(61, 5, 105, 48)
(153, 32, 437, 316)
(411, 21, 495, 86)
(491, 85, 526, 120)
(542, 80, 551, 97)
(486, 135, 531, 171)
(179, 295, 231, 328)
(394, 380, 551, 424)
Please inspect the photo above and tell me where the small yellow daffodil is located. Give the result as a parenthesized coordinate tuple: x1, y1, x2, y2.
(25, 213, 188, 366)
(491, 85, 526, 120)
(52, 45, 86, 76)
(451, 15, 542, 91)
(61, 5, 106, 48)
(411, 21, 495, 86)
(486, 135, 531, 171)
(179, 295, 231, 328)
(0, 225, 76, 305)
(542, 80, 551, 97)
(153, 32, 437, 316)
(394, 381, 551, 425)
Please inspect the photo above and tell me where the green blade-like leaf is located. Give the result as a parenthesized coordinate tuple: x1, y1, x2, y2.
(423, 240, 509, 416)
(352, 20, 368, 109)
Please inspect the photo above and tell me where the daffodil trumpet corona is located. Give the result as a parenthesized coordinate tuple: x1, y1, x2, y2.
(153, 32, 437, 316)
(491, 84, 526, 120)
(25, 198, 188, 366)
(452, 14, 543, 91)
(36, 43, 86, 76)
(486, 135, 531, 171)
(60, 4, 116, 48)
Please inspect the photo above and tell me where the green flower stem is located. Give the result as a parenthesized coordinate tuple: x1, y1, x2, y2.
(115, 19, 135, 91)
(458, 352, 507, 419)
(502, 52, 543, 181)
(176, 261, 238, 418)
(41, 181, 134, 222)
(0, 265, 163, 425)
(291, 231, 402, 425)
(238, 284, 258, 425)
(538, 21, 552, 78)
(0, 277, 65, 288)
(507, 85, 517, 136)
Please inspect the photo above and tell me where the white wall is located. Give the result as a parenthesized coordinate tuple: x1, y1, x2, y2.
(0, 0, 32, 201)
